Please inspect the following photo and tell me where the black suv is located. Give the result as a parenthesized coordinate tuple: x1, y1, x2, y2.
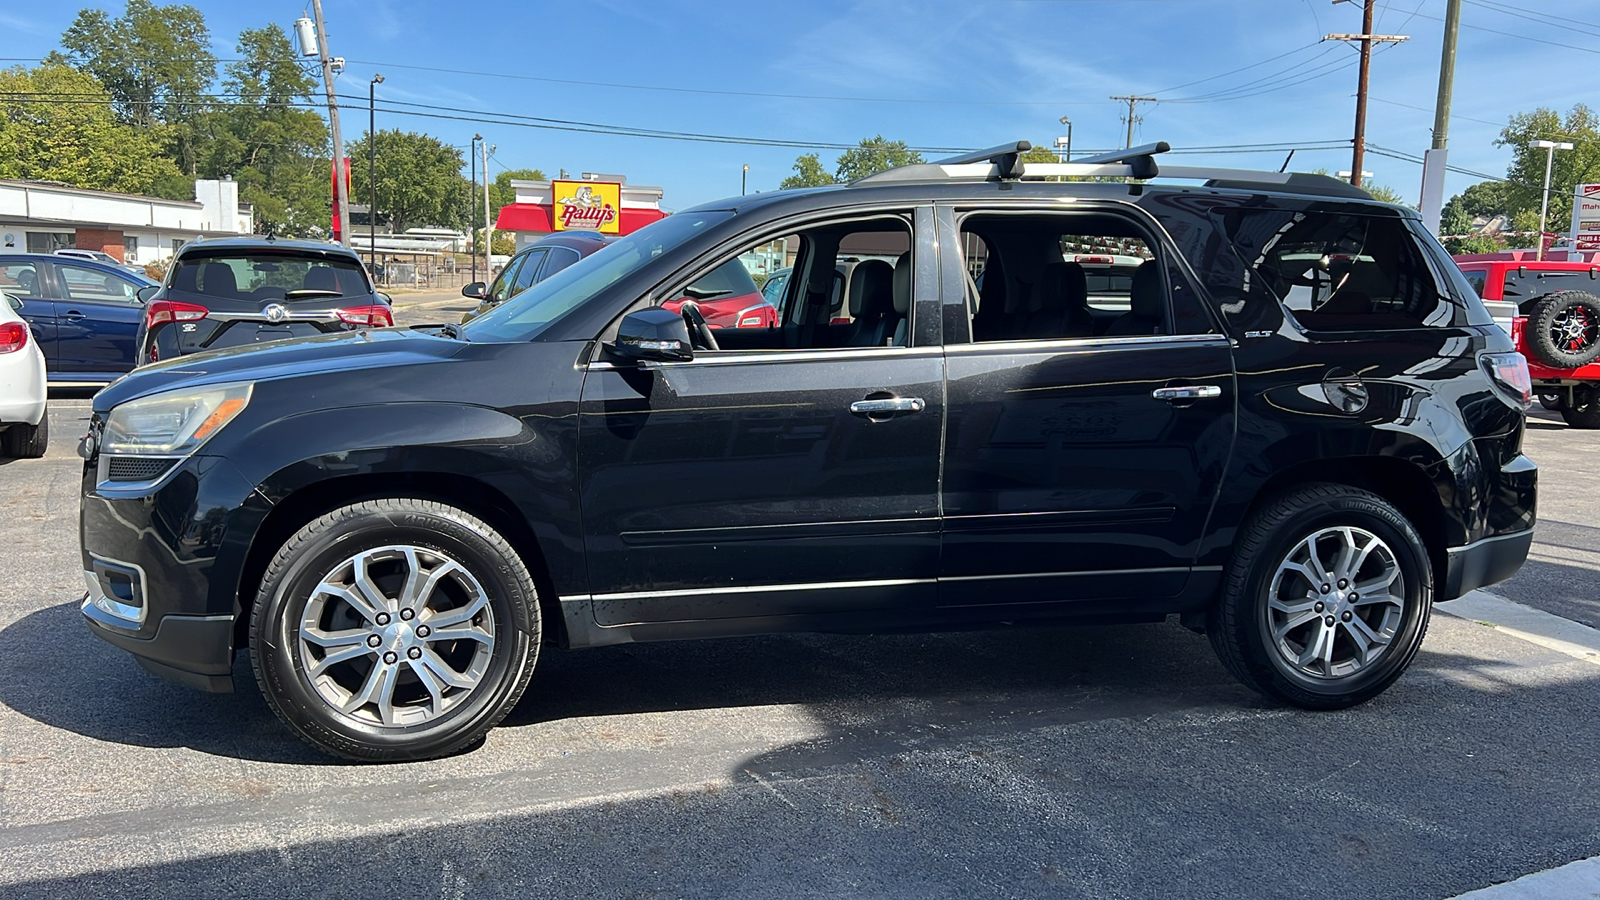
(79, 142, 1536, 761)
(134, 237, 392, 364)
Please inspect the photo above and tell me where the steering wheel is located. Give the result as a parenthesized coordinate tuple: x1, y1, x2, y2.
(678, 299, 719, 351)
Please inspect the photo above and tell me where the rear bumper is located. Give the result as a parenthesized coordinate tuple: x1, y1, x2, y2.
(1441, 528, 1533, 601)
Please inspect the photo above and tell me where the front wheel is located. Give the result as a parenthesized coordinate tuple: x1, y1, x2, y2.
(250, 499, 540, 761)
(1208, 484, 1432, 710)
(1561, 386, 1600, 429)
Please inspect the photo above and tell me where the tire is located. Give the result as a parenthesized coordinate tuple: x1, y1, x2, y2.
(1526, 291, 1600, 369)
(1561, 386, 1600, 429)
(1208, 483, 1432, 710)
(250, 498, 540, 761)
(2, 408, 48, 459)
(1538, 392, 1564, 411)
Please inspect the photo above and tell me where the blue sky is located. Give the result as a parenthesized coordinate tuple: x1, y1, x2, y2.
(4, 0, 1595, 209)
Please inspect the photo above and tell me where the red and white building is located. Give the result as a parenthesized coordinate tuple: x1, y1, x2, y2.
(493, 173, 667, 250)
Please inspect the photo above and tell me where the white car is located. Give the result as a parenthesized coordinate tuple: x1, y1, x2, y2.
(0, 290, 48, 458)
(53, 248, 147, 276)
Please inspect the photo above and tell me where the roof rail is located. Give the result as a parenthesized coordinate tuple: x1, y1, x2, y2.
(850, 140, 1374, 200)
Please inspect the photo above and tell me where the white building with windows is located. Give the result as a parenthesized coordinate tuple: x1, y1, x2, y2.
(0, 177, 254, 267)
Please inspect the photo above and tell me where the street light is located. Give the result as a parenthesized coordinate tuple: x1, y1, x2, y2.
(369, 73, 383, 281)
(1533, 138, 1574, 261)
(469, 133, 481, 284)
(1057, 116, 1072, 162)
(742, 164, 749, 196)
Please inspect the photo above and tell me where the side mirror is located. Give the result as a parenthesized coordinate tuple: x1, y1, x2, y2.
(609, 307, 693, 362)
(3, 293, 20, 312)
(136, 285, 159, 303)
(462, 282, 487, 300)
(377, 292, 392, 304)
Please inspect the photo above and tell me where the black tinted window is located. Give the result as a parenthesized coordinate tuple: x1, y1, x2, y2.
(1236, 209, 1453, 331)
(510, 249, 548, 295)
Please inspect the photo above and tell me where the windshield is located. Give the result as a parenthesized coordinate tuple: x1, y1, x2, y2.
(169, 253, 371, 303)
(462, 211, 732, 342)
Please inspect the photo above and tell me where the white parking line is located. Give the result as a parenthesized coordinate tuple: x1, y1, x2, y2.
(1447, 854, 1600, 898)
(1437, 590, 1600, 666)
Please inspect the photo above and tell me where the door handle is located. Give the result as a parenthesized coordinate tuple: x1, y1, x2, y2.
(850, 397, 925, 415)
(61, 310, 87, 321)
(1151, 385, 1222, 402)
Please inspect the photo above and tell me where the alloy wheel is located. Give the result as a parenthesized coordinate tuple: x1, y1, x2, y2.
(294, 545, 496, 727)
(1264, 526, 1406, 680)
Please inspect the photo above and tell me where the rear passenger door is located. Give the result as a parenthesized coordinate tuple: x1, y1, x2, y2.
(935, 203, 1236, 611)
(50, 262, 145, 379)
(0, 260, 56, 371)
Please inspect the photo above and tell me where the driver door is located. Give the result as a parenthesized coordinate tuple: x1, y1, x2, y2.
(574, 207, 945, 629)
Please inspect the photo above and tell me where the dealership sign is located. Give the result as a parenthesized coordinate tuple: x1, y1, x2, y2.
(1569, 185, 1600, 253)
(551, 180, 621, 234)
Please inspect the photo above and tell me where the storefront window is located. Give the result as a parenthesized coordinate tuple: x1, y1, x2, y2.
(26, 232, 74, 254)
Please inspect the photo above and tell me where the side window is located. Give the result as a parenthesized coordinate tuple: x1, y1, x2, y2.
(1462, 271, 1486, 298)
(1240, 207, 1453, 330)
(960, 212, 1179, 342)
(653, 214, 915, 350)
(58, 264, 139, 303)
(543, 247, 582, 279)
(0, 262, 42, 297)
(487, 255, 525, 302)
(509, 249, 548, 296)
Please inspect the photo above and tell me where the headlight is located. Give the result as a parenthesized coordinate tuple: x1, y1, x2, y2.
(103, 383, 254, 455)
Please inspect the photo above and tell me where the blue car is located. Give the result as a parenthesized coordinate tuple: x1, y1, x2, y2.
(0, 253, 156, 384)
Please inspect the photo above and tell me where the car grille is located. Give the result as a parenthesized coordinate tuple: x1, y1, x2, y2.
(106, 456, 178, 483)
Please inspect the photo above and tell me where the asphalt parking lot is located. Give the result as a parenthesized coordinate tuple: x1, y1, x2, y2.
(1, 395, 1596, 898)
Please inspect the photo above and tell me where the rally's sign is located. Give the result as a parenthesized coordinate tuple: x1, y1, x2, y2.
(551, 180, 621, 234)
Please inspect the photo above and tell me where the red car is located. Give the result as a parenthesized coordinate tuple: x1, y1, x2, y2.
(660, 258, 777, 330)
(1456, 253, 1600, 428)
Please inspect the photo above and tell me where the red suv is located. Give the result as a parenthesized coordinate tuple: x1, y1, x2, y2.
(1456, 254, 1600, 428)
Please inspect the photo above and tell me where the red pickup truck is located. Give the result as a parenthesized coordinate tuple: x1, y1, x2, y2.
(1455, 254, 1600, 428)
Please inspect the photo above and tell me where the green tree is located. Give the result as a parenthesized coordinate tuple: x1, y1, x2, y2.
(491, 168, 547, 218)
(0, 63, 181, 194)
(1364, 183, 1409, 206)
(1496, 104, 1600, 231)
(833, 135, 924, 182)
(779, 152, 836, 190)
(1020, 142, 1060, 165)
(194, 25, 329, 236)
(348, 129, 467, 233)
(60, 0, 216, 174)
(1441, 180, 1511, 239)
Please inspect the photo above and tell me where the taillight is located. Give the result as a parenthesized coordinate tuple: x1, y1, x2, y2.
(1480, 351, 1532, 409)
(0, 321, 27, 354)
(145, 299, 209, 331)
(1510, 316, 1526, 349)
(336, 305, 393, 327)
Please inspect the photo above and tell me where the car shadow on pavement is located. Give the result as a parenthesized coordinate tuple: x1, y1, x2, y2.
(0, 600, 327, 765)
(1, 640, 1596, 900)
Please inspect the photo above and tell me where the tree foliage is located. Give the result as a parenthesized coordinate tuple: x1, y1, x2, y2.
(780, 138, 926, 189)
(348, 129, 467, 233)
(779, 153, 836, 190)
(0, 62, 182, 194)
(194, 25, 329, 236)
(492, 168, 547, 218)
(834, 136, 924, 182)
(60, 0, 216, 173)
(1496, 104, 1600, 232)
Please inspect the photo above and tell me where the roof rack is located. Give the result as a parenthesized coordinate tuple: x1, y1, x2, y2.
(851, 140, 1373, 200)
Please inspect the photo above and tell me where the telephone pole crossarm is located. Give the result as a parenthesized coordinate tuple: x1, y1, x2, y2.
(1108, 95, 1158, 149)
(1324, 33, 1409, 43)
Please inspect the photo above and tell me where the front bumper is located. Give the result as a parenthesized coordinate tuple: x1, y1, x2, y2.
(1442, 528, 1534, 601)
(82, 594, 235, 692)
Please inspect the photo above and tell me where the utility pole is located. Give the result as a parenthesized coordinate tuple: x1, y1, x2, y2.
(1420, 0, 1462, 233)
(310, 0, 350, 246)
(368, 73, 383, 276)
(1109, 96, 1157, 148)
(1327, 0, 1408, 188)
(482, 140, 493, 278)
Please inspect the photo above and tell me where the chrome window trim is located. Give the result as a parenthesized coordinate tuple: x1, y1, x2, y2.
(589, 345, 945, 370)
(944, 333, 1232, 355)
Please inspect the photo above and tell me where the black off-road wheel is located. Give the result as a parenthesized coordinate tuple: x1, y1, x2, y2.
(250, 499, 540, 761)
(1527, 291, 1600, 369)
(2, 409, 48, 459)
(1538, 392, 1564, 411)
(1561, 385, 1600, 429)
(1208, 484, 1432, 710)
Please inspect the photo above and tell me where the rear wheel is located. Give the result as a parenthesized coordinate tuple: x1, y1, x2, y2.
(1, 408, 48, 459)
(1208, 484, 1432, 710)
(1561, 385, 1600, 429)
(1538, 392, 1564, 411)
(250, 499, 539, 761)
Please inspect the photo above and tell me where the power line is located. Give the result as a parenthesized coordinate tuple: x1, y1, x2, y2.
(1378, 3, 1600, 54)
(1145, 41, 1326, 95)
